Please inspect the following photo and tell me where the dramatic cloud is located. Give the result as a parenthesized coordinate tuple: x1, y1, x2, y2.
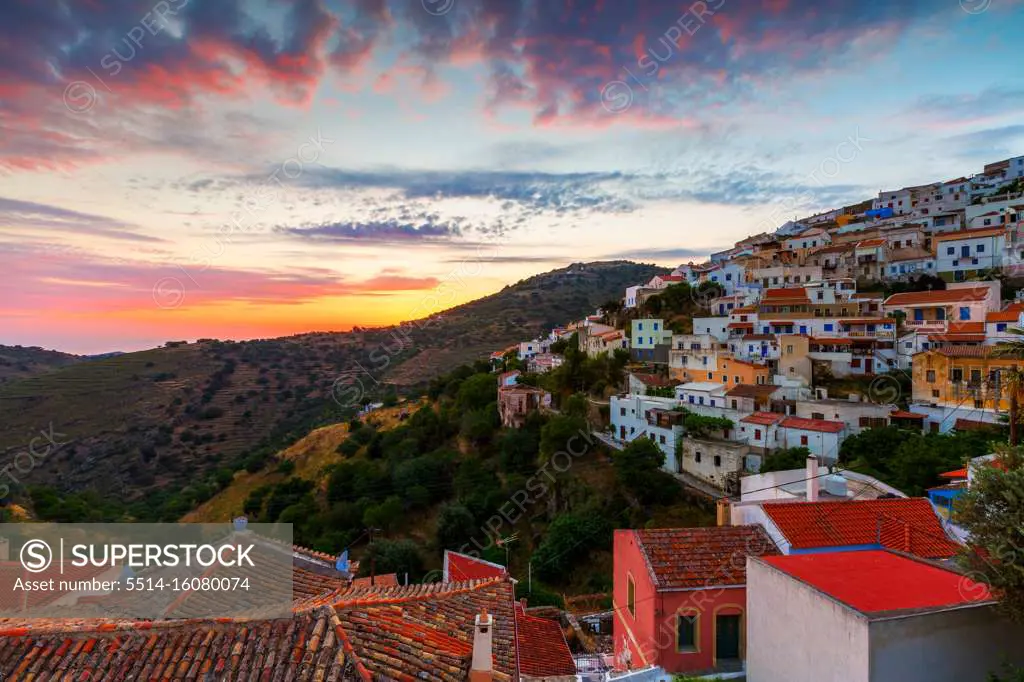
(275, 219, 463, 243)
(0, 197, 165, 243)
(290, 167, 635, 214)
(0, 0, 971, 169)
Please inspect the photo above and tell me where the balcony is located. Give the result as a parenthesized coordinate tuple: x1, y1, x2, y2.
(904, 319, 948, 332)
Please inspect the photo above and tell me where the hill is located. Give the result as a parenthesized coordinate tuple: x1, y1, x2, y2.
(0, 261, 664, 518)
(0, 345, 82, 385)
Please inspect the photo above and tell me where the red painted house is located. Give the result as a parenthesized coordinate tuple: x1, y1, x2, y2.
(613, 525, 779, 676)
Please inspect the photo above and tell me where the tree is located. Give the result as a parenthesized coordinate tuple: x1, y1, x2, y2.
(540, 414, 588, 458)
(614, 438, 679, 505)
(499, 428, 540, 474)
(456, 373, 497, 410)
(360, 539, 425, 581)
(436, 503, 477, 550)
(758, 447, 812, 473)
(531, 511, 611, 581)
(957, 447, 1024, 623)
(563, 392, 589, 419)
(993, 334, 1024, 446)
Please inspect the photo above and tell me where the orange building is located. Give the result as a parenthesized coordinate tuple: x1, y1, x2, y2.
(697, 355, 771, 388)
(912, 346, 1022, 415)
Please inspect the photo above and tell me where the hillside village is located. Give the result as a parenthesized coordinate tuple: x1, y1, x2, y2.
(1, 156, 1023, 682)
(486, 153, 1024, 680)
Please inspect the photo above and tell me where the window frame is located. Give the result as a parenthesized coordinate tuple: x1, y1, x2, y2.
(676, 611, 700, 653)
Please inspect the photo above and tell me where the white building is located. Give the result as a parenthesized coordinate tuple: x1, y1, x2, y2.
(747, 551, 1024, 682)
(675, 381, 727, 411)
(609, 394, 685, 466)
(873, 188, 913, 216)
(933, 227, 1006, 280)
(777, 416, 846, 463)
(691, 316, 730, 341)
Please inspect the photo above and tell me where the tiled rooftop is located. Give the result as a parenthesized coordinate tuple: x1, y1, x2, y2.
(884, 286, 991, 306)
(741, 412, 785, 426)
(762, 498, 961, 559)
(514, 602, 576, 677)
(779, 416, 845, 433)
(0, 577, 519, 681)
(725, 384, 779, 399)
(633, 526, 779, 590)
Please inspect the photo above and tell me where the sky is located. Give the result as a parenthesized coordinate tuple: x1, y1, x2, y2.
(1, 0, 1023, 354)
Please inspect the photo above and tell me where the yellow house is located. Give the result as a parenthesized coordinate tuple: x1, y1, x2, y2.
(912, 347, 1023, 413)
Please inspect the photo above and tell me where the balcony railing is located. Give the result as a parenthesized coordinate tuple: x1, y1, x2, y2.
(904, 319, 948, 331)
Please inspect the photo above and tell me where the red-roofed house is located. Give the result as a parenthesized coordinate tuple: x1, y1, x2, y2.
(777, 416, 847, 462)
(749, 498, 961, 559)
(747, 551, 1024, 682)
(883, 282, 999, 333)
(613, 526, 779, 676)
(444, 550, 508, 583)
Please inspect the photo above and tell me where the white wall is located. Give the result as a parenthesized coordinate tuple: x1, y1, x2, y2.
(868, 606, 1024, 682)
(747, 558, 870, 682)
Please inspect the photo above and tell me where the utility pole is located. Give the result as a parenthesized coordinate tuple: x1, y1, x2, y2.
(367, 527, 380, 586)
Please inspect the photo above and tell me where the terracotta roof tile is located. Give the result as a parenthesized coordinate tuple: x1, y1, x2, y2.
(0, 578, 520, 681)
(514, 603, 576, 677)
(725, 384, 780, 399)
(634, 526, 779, 590)
(779, 416, 845, 433)
(762, 288, 810, 303)
(884, 286, 991, 306)
(761, 498, 961, 559)
(740, 412, 785, 426)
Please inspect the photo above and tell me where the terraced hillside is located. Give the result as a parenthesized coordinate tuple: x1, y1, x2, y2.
(0, 260, 663, 517)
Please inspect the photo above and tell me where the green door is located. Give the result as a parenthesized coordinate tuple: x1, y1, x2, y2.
(716, 614, 741, 660)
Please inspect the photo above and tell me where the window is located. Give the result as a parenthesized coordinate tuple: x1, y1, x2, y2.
(824, 323, 834, 332)
(998, 323, 1008, 332)
(936, 308, 946, 321)
(695, 452, 702, 463)
(977, 244, 985, 253)
(926, 370, 936, 383)
(627, 575, 635, 616)
(660, 435, 666, 444)
(958, 306, 970, 321)
(951, 368, 964, 382)
(787, 345, 794, 354)
(932, 389, 940, 398)
(677, 614, 698, 652)
(714, 455, 722, 467)
(620, 407, 626, 416)
(946, 246, 955, 255)
(731, 399, 738, 409)
(754, 429, 762, 440)
(800, 435, 809, 446)
(734, 376, 741, 384)
(974, 399, 983, 409)
(638, 323, 643, 331)
(722, 375, 728, 383)
(970, 369, 982, 385)
(812, 412, 825, 420)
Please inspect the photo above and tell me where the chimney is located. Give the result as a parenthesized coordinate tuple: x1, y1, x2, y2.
(806, 455, 819, 502)
(716, 498, 731, 526)
(470, 608, 493, 682)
